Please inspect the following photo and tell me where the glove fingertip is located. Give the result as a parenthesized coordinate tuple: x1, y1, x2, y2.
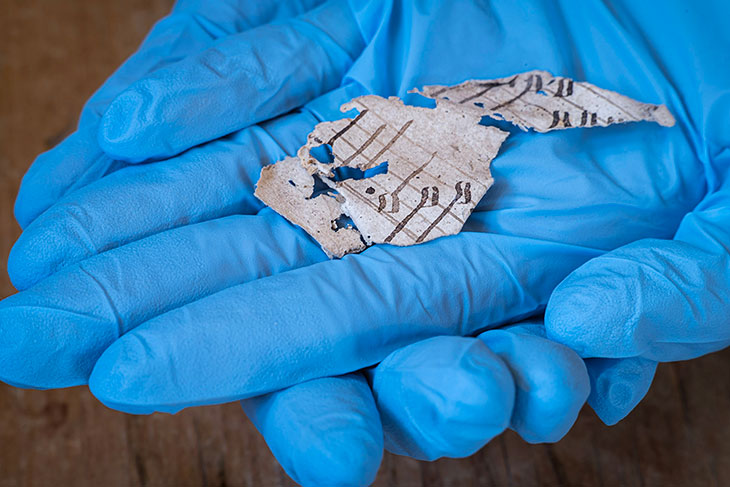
(545, 268, 641, 359)
(0, 291, 112, 389)
(7, 239, 37, 292)
(16, 127, 117, 227)
(7, 230, 61, 292)
(7, 206, 93, 291)
(98, 86, 157, 163)
(89, 332, 160, 414)
(14, 188, 41, 231)
(481, 328, 590, 444)
(0, 303, 49, 389)
(585, 357, 657, 426)
(243, 375, 383, 487)
(372, 337, 514, 461)
(15, 152, 69, 229)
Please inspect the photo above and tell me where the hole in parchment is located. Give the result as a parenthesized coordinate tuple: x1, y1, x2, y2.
(309, 173, 338, 199)
(331, 214, 356, 231)
(288, 179, 296, 187)
(474, 102, 484, 108)
(478, 115, 521, 134)
(333, 160, 389, 183)
(537, 90, 548, 96)
(310, 144, 334, 164)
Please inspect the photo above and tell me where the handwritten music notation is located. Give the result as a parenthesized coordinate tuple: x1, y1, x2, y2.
(417, 70, 675, 133)
(298, 95, 507, 249)
(379, 181, 472, 244)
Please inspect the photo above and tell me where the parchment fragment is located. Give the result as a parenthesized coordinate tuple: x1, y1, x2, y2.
(416, 70, 675, 132)
(255, 95, 508, 257)
(254, 156, 366, 258)
(257, 72, 675, 258)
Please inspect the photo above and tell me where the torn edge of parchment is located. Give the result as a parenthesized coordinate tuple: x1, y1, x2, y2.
(255, 70, 675, 258)
(414, 69, 675, 132)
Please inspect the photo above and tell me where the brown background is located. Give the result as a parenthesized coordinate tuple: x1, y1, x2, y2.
(0, 0, 729, 486)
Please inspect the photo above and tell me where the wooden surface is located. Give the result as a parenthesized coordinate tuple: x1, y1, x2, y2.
(1, 1, 729, 486)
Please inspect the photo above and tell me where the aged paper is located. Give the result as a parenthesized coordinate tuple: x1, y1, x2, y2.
(255, 156, 366, 258)
(416, 70, 675, 132)
(256, 95, 508, 257)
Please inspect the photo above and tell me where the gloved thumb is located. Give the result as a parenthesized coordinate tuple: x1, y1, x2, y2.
(99, 0, 365, 162)
(545, 182, 730, 362)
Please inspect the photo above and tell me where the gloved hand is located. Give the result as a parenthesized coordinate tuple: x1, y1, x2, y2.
(4, 1, 729, 485)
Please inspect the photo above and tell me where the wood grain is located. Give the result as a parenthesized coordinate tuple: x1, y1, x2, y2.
(0, 1, 728, 485)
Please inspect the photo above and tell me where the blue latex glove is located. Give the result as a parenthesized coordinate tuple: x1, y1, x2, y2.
(4, 0, 729, 485)
(73, 0, 723, 414)
(12, 0, 357, 229)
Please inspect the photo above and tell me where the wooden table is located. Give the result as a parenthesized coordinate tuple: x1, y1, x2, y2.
(1, 1, 728, 485)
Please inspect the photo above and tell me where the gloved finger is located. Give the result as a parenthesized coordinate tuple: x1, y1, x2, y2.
(15, 130, 125, 230)
(367, 323, 589, 461)
(99, 0, 366, 162)
(584, 357, 657, 426)
(14, 0, 324, 229)
(0, 210, 326, 389)
(367, 336, 515, 461)
(88, 229, 600, 412)
(477, 324, 590, 444)
(242, 374, 383, 487)
(546, 182, 730, 362)
(8, 85, 359, 291)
